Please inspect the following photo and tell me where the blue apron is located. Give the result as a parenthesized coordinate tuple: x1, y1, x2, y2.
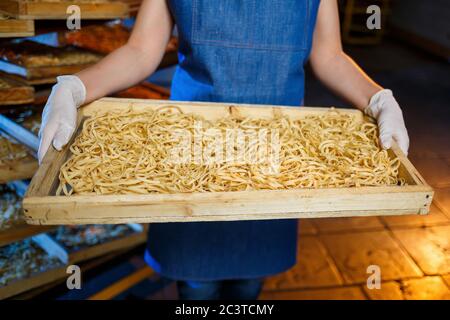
(146, 0, 321, 281)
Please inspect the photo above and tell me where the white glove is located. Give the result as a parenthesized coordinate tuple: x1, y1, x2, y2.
(364, 89, 409, 156)
(38, 75, 86, 163)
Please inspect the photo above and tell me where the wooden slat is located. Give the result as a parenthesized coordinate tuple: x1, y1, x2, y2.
(0, 75, 34, 105)
(0, 156, 38, 184)
(0, 266, 67, 300)
(0, 0, 129, 20)
(0, 223, 52, 247)
(23, 98, 434, 225)
(0, 70, 55, 85)
(88, 266, 154, 300)
(24, 189, 434, 225)
(0, 41, 101, 82)
(0, 14, 34, 38)
(13, 248, 133, 299)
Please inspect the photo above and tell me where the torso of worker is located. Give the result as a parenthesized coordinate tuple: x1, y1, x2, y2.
(146, 0, 321, 280)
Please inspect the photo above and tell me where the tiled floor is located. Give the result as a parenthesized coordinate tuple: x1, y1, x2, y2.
(261, 217, 450, 300)
(260, 39, 450, 300)
(263, 236, 343, 290)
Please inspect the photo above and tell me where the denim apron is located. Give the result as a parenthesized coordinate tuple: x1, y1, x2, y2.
(145, 0, 321, 281)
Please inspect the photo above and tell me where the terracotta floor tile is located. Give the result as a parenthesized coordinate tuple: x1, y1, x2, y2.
(313, 216, 385, 233)
(381, 204, 449, 229)
(364, 281, 404, 300)
(393, 225, 450, 275)
(364, 277, 450, 300)
(409, 155, 450, 188)
(434, 188, 450, 218)
(320, 231, 422, 284)
(298, 219, 318, 235)
(260, 286, 366, 300)
(263, 237, 342, 290)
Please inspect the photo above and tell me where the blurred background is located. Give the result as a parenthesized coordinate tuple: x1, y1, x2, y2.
(0, 0, 449, 300)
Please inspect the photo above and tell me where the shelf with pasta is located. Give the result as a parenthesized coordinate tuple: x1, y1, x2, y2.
(0, 0, 129, 20)
(0, 40, 102, 84)
(0, 109, 41, 183)
(0, 12, 34, 38)
(61, 22, 179, 69)
(0, 237, 67, 299)
(23, 98, 434, 225)
(0, 222, 146, 298)
(0, 75, 34, 106)
(0, 225, 146, 299)
(62, 22, 178, 55)
(47, 224, 146, 264)
(0, 183, 52, 247)
(0, 135, 38, 184)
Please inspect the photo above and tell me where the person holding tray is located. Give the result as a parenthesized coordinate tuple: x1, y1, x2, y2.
(38, 0, 409, 300)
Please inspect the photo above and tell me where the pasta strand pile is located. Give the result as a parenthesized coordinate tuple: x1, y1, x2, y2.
(57, 107, 404, 195)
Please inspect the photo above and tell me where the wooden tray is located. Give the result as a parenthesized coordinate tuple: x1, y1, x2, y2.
(23, 98, 434, 225)
(0, 222, 52, 247)
(0, 13, 34, 37)
(0, 0, 129, 20)
(62, 22, 178, 55)
(0, 70, 53, 85)
(0, 76, 34, 105)
(0, 265, 66, 299)
(0, 61, 95, 81)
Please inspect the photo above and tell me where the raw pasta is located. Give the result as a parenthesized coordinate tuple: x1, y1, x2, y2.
(57, 107, 404, 195)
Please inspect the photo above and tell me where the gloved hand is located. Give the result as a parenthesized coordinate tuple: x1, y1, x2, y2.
(364, 89, 409, 156)
(38, 75, 86, 163)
